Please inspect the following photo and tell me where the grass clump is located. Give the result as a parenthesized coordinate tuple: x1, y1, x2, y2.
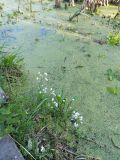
(107, 32, 120, 46)
(0, 47, 24, 83)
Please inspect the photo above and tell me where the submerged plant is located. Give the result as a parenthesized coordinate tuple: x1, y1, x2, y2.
(107, 32, 120, 46)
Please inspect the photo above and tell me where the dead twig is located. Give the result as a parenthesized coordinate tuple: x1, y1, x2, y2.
(69, 9, 89, 21)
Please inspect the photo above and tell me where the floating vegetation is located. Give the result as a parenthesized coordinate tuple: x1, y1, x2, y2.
(106, 86, 119, 95)
(112, 20, 120, 30)
(98, 54, 106, 58)
(107, 32, 120, 46)
(75, 65, 84, 69)
(35, 38, 40, 42)
(7, 11, 20, 21)
(106, 69, 120, 81)
(86, 54, 91, 57)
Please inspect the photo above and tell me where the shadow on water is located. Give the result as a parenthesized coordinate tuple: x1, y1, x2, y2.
(39, 27, 56, 39)
(0, 26, 23, 44)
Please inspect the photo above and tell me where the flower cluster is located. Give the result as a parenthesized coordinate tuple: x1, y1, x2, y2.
(36, 71, 83, 128)
(36, 72, 59, 108)
(36, 72, 48, 82)
(41, 145, 46, 152)
(71, 111, 83, 128)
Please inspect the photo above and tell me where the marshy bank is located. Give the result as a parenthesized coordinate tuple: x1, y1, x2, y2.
(0, 0, 120, 159)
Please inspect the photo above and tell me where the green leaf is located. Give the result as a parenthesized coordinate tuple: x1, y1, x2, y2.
(106, 87, 119, 95)
(28, 138, 32, 151)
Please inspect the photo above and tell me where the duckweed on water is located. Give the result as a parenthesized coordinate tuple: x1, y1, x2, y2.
(0, 1, 120, 159)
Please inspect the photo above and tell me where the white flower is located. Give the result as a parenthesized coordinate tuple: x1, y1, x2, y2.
(72, 98, 75, 101)
(74, 122, 79, 128)
(38, 72, 41, 74)
(54, 102, 58, 108)
(52, 98, 54, 101)
(50, 88, 53, 91)
(36, 77, 39, 80)
(44, 72, 48, 76)
(42, 88, 47, 93)
(79, 116, 83, 121)
(41, 145, 45, 152)
(39, 91, 42, 94)
(72, 111, 80, 119)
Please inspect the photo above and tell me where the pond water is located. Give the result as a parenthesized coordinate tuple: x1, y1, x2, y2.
(0, 1, 120, 159)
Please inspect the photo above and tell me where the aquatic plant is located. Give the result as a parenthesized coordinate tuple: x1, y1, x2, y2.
(7, 11, 21, 23)
(106, 86, 119, 95)
(106, 69, 120, 81)
(112, 21, 120, 31)
(107, 32, 120, 46)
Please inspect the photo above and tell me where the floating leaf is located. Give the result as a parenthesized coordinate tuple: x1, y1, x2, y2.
(106, 87, 119, 95)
